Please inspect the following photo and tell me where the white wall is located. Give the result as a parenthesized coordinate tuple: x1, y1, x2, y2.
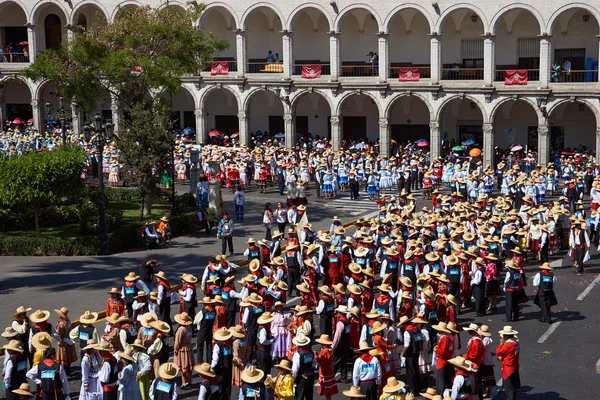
(440, 99, 484, 141)
(0, 3, 26, 26)
(341, 94, 380, 140)
(389, 97, 430, 125)
(201, 9, 237, 59)
(550, 103, 596, 151)
(340, 13, 379, 62)
(246, 10, 283, 60)
(76, 4, 108, 29)
(493, 101, 538, 148)
(248, 90, 283, 132)
(441, 14, 484, 65)
(495, 13, 541, 66)
(205, 89, 238, 131)
(552, 12, 599, 63)
(292, 12, 330, 62)
(295, 93, 331, 136)
(388, 12, 431, 65)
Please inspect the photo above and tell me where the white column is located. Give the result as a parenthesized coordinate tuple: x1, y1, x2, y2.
(378, 34, 389, 83)
(379, 118, 390, 157)
(331, 116, 341, 151)
(282, 32, 293, 79)
(538, 124, 550, 166)
(110, 95, 120, 134)
(31, 99, 42, 132)
(26, 24, 37, 63)
(237, 111, 249, 146)
(196, 109, 206, 144)
(329, 33, 340, 81)
(429, 121, 441, 160)
(430, 34, 442, 84)
(596, 128, 600, 160)
(483, 122, 494, 168)
(597, 35, 600, 82)
(483, 35, 496, 86)
(236, 31, 247, 77)
(284, 113, 295, 148)
(539, 35, 552, 88)
(71, 102, 81, 135)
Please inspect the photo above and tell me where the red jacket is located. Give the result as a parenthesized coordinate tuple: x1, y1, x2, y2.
(464, 336, 484, 367)
(496, 339, 520, 379)
(435, 334, 454, 370)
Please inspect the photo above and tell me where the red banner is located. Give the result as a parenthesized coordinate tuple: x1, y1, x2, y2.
(504, 70, 528, 85)
(210, 61, 229, 76)
(399, 67, 420, 81)
(301, 64, 322, 79)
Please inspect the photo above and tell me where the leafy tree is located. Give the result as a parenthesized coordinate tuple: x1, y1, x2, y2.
(0, 148, 86, 238)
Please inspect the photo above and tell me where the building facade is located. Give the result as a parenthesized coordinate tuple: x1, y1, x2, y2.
(2, 0, 600, 165)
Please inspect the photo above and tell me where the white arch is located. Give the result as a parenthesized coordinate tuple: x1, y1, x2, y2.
(240, 2, 286, 31)
(434, 3, 490, 34)
(546, 3, 600, 34)
(199, 2, 240, 30)
(198, 85, 241, 111)
(110, 0, 143, 23)
(2, 76, 35, 99)
(30, 0, 69, 25)
(242, 87, 290, 114)
(383, 3, 434, 34)
(287, 3, 334, 32)
(490, 4, 544, 34)
(290, 89, 334, 114)
(157, 0, 186, 11)
(334, 90, 382, 116)
(489, 97, 545, 124)
(435, 94, 488, 122)
(33, 79, 58, 102)
(70, 1, 110, 26)
(334, 4, 383, 32)
(547, 98, 600, 127)
(385, 92, 434, 120)
(0, 0, 29, 23)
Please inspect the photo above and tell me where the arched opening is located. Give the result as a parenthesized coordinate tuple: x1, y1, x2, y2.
(247, 90, 284, 142)
(388, 95, 431, 146)
(550, 9, 599, 82)
(493, 100, 539, 162)
(387, 9, 431, 79)
(290, 8, 331, 76)
(38, 81, 71, 125)
(74, 4, 108, 31)
(199, 7, 237, 71)
(339, 9, 380, 77)
(170, 88, 195, 131)
(44, 14, 63, 50)
(0, 2, 28, 62)
(494, 10, 542, 81)
(294, 92, 332, 140)
(3, 79, 32, 123)
(439, 97, 484, 155)
(549, 102, 597, 155)
(91, 90, 113, 124)
(245, 7, 284, 74)
(340, 94, 379, 143)
(204, 88, 239, 136)
(440, 9, 485, 81)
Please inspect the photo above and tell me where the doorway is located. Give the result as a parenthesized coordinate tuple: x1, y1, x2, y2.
(342, 116, 366, 141)
(44, 14, 62, 50)
(214, 115, 239, 135)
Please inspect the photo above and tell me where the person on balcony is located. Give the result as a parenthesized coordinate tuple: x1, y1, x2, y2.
(551, 62, 561, 83)
(266, 51, 275, 64)
(562, 58, 571, 82)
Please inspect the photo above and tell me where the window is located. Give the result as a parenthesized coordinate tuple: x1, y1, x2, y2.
(460, 39, 483, 67)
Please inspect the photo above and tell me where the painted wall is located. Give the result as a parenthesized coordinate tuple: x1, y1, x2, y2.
(292, 12, 330, 62)
(440, 99, 484, 141)
(295, 93, 331, 136)
(340, 13, 379, 62)
(441, 14, 484, 65)
(493, 101, 538, 148)
(205, 89, 239, 131)
(248, 90, 284, 132)
(201, 9, 237, 59)
(495, 13, 542, 66)
(550, 103, 597, 151)
(246, 10, 283, 60)
(388, 12, 431, 65)
(340, 94, 380, 140)
(4, 80, 31, 103)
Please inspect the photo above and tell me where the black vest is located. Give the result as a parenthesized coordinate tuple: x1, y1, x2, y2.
(156, 335, 170, 364)
(79, 325, 95, 349)
(248, 246, 260, 261)
(403, 260, 417, 279)
(295, 348, 314, 380)
(215, 342, 233, 370)
(8, 353, 28, 388)
(241, 382, 264, 400)
(123, 283, 136, 304)
(246, 305, 264, 333)
(319, 296, 334, 327)
(539, 272, 554, 291)
(199, 309, 216, 336)
(101, 358, 119, 385)
(448, 266, 461, 284)
(37, 361, 62, 392)
(404, 329, 424, 357)
(336, 319, 351, 352)
(221, 287, 237, 312)
(507, 270, 521, 289)
(152, 379, 175, 400)
(286, 251, 299, 268)
(474, 267, 487, 290)
(201, 380, 220, 400)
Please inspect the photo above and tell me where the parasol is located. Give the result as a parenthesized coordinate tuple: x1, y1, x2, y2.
(511, 145, 523, 152)
(27, 118, 34, 124)
(417, 141, 429, 147)
(208, 129, 222, 138)
(452, 145, 464, 151)
(231, 132, 239, 138)
(462, 139, 476, 146)
(469, 148, 482, 157)
(181, 127, 195, 135)
(19, 41, 28, 46)
(47, 120, 57, 126)
(274, 132, 285, 138)
(12, 118, 25, 124)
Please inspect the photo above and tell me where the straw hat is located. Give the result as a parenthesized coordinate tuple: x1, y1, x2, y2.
(382, 377, 406, 393)
(296, 282, 311, 293)
(447, 322, 460, 333)
(229, 325, 246, 339)
(315, 334, 333, 345)
(257, 312, 276, 325)
(241, 365, 265, 383)
(318, 286, 333, 296)
(155, 271, 169, 282)
(106, 288, 122, 296)
(140, 312, 157, 328)
(498, 325, 518, 336)
(94, 341, 113, 353)
(180, 274, 198, 284)
(29, 309, 50, 323)
(131, 339, 147, 350)
(348, 284, 362, 296)
(82, 339, 98, 351)
(79, 311, 99, 325)
(421, 388, 438, 399)
(194, 363, 216, 377)
(445, 294, 458, 306)
(105, 313, 129, 325)
(354, 247, 369, 257)
(124, 272, 139, 282)
(348, 263, 362, 274)
(431, 322, 451, 334)
(477, 325, 492, 337)
(333, 283, 346, 295)
(158, 362, 180, 379)
(371, 321, 387, 334)
(1, 327, 18, 338)
(296, 306, 313, 317)
(463, 323, 479, 332)
(273, 359, 293, 372)
(449, 356, 477, 372)
(445, 255, 459, 266)
(539, 262, 553, 270)
(422, 285, 435, 299)
(342, 386, 366, 398)
(53, 307, 69, 320)
(198, 296, 216, 305)
(32, 332, 52, 350)
(174, 312, 193, 326)
(13, 306, 32, 318)
(3, 340, 24, 353)
(292, 333, 311, 347)
(118, 347, 136, 363)
(244, 293, 263, 304)
(354, 342, 374, 352)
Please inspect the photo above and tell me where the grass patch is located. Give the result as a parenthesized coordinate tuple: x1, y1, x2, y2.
(3, 224, 82, 239)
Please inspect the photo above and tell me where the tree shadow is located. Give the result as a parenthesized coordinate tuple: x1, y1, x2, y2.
(492, 385, 567, 400)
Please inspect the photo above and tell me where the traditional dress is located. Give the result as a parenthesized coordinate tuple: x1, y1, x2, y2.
(55, 319, 77, 368)
(118, 362, 141, 400)
(173, 325, 194, 377)
(315, 347, 338, 397)
(271, 311, 291, 359)
(232, 337, 251, 387)
(80, 353, 103, 400)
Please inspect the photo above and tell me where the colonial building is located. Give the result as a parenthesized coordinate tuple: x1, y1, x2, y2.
(2, 0, 600, 165)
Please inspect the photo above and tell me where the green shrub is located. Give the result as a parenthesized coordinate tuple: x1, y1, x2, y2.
(0, 236, 100, 256)
(105, 187, 143, 204)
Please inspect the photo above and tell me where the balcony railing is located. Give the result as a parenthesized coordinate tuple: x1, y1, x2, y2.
(0, 53, 29, 63)
(340, 64, 379, 77)
(551, 70, 598, 83)
(495, 69, 539, 82)
(200, 60, 238, 74)
(390, 66, 431, 79)
(247, 62, 283, 74)
(441, 68, 483, 80)
(292, 64, 330, 76)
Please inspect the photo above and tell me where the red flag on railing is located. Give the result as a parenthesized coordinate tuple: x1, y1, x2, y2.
(210, 61, 229, 76)
(302, 64, 322, 79)
(504, 70, 528, 85)
(399, 67, 420, 81)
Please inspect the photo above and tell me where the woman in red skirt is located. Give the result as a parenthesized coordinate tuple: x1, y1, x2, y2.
(315, 334, 338, 400)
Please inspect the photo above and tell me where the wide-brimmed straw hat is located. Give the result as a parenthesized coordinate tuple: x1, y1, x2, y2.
(244, 293, 263, 304)
(315, 334, 333, 345)
(124, 272, 139, 282)
(348, 284, 362, 296)
(180, 274, 198, 284)
(274, 359, 293, 372)
(463, 323, 479, 332)
(174, 312, 193, 326)
(79, 311, 99, 325)
(194, 362, 216, 377)
(539, 262, 553, 270)
(229, 325, 246, 339)
(342, 386, 366, 398)
(292, 333, 311, 347)
(296, 282, 311, 293)
(13, 306, 32, 318)
(348, 263, 362, 274)
(105, 313, 129, 325)
(32, 332, 52, 350)
(12, 383, 34, 397)
(158, 362, 179, 379)
(477, 325, 492, 337)
(382, 377, 406, 393)
(82, 339, 98, 351)
(449, 356, 477, 372)
(354, 341, 374, 352)
(1, 327, 18, 338)
(3, 340, 23, 353)
(257, 312, 276, 325)
(106, 288, 122, 296)
(431, 322, 451, 334)
(131, 339, 147, 350)
(29, 309, 50, 323)
(498, 325, 518, 336)
(54, 307, 69, 320)
(155, 271, 169, 282)
(117, 347, 136, 363)
(371, 321, 387, 334)
(421, 388, 438, 399)
(241, 365, 265, 383)
(445, 294, 458, 306)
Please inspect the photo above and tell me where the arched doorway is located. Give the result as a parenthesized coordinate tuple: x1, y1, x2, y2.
(293, 92, 332, 140)
(339, 93, 380, 144)
(387, 8, 432, 79)
(549, 101, 598, 154)
(204, 88, 239, 136)
(243, 6, 284, 74)
(199, 6, 237, 71)
(44, 14, 62, 50)
(73, 3, 108, 31)
(439, 97, 485, 156)
(337, 8, 381, 77)
(0, 2, 28, 61)
(248, 90, 284, 137)
(170, 87, 195, 131)
(3, 79, 32, 123)
(388, 95, 431, 146)
(493, 100, 539, 153)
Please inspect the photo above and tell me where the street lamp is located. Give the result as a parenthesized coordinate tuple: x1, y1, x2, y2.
(92, 112, 113, 254)
(83, 123, 91, 141)
(45, 101, 51, 119)
(171, 132, 177, 216)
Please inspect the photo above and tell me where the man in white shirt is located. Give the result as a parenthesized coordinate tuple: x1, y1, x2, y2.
(352, 342, 382, 400)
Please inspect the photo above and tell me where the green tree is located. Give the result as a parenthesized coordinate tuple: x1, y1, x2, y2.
(0, 148, 86, 238)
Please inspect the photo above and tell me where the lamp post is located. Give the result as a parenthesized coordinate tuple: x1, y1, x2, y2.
(83, 123, 91, 141)
(171, 133, 177, 216)
(92, 112, 113, 254)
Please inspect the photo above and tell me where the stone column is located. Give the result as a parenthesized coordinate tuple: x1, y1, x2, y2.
(330, 116, 342, 151)
(0, 88, 5, 126)
(483, 35, 496, 86)
(539, 35, 552, 88)
(430, 34, 442, 84)
(329, 32, 340, 81)
(379, 118, 390, 157)
(596, 128, 600, 160)
(195, 108, 206, 144)
(538, 124, 550, 166)
(31, 99, 42, 132)
(110, 95, 120, 134)
(429, 121, 441, 160)
(238, 111, 249, 146)
(378, 34, 389, 83)
(189, 149, 199, 193)
(282, 32, 293, 79)
(236, 31, 247, 77)
(26, 24, 37, 62)
(597, 35, 600, 82)
(284, 113, 295, 149)
(483, 122, 494, 168)
(71, 102, 81, 135)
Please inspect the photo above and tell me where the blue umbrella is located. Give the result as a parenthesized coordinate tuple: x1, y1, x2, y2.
(47, 120, 57, 126)
(462, 139, 476, 146)
(274, 132, 285, 138)
(182, 127, 195, 135)
(415, 138, 428, 144)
